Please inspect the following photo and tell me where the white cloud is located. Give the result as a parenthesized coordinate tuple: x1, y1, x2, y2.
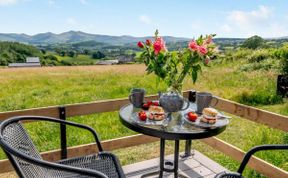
(48, 0, 55, 6)
(221, 24, 232, 32)
(228, 5, 272, 27)
(0, 0, 17, 6)
(66, 18, 77, 25)
(139, 15, 152, 25)
(47, 0, 56, 6)
(267, 23, 287, 37)
(80, 0, 87, 5)
(220, 5, 285, 37)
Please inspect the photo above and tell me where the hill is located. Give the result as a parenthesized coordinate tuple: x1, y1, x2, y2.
(0, 41, 42, 65)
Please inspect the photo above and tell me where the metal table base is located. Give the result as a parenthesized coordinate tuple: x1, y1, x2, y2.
(141, 139, 189, 178)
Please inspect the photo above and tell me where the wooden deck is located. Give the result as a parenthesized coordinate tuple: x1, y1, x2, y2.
(123, 150, 227, 178)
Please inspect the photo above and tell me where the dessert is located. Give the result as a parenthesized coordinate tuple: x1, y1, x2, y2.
(148, 106, 165, 121)
(142, 100, 159, 110)
(200, 108, 218, 124)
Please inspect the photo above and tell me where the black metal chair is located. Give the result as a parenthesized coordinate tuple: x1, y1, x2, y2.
(215, 144, 288, 178)
(0, 116, 126, 178)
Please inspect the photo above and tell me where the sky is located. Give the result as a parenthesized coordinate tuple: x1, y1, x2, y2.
(0, 0, 287, 38)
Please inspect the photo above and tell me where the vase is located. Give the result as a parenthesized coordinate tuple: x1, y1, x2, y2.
(159, 86, 190, 113)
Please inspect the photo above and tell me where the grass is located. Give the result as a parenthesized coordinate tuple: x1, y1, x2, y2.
(0, 63, 287, 177)
(55, 54, 98, 65)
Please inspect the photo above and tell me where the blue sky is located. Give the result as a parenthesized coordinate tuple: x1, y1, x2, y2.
(0, 0, 287, 38)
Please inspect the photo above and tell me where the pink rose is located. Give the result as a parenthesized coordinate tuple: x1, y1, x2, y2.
(204, 57, 210, 65)
(153, 37, 166, 55)
(198, 46, 208, 55)
(137, 41, 144, 48)
(188, 40, 199, 51)
(204, 36, 212, 45)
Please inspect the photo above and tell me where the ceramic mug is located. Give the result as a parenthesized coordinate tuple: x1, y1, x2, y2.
(129, 88, 146, 108)
(196, 92, 218, 114)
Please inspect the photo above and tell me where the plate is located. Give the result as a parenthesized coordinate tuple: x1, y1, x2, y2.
(216, 112, 231, 119)
(131, 111, 167, 126)
(183, 114, 229, 129)
(189, 107, 231, 120)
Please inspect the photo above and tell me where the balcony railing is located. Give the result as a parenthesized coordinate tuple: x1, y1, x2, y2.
(0, 90, 287, 178)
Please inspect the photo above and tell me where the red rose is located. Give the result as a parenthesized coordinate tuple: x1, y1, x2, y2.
(153, 37, 166, 55)
(188, 40, 199, 51)
(146, 39, 151, 46)
(198, 46, 208, 55)
(137, 41, 144, 48)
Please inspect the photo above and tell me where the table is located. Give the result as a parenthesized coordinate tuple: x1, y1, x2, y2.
(119, 103, 229, 178)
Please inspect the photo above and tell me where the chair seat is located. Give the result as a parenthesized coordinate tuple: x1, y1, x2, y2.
(214, 172, 243, 178)
(56, 153, 123, 178)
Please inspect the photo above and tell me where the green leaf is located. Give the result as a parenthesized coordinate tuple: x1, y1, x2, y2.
(192, 69, 198, 84)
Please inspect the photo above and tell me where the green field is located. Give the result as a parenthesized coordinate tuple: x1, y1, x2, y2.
(0, 62, 287, 177)
(55, 54, 98, 65)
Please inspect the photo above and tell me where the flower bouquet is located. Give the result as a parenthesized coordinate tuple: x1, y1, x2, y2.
(137, 30, 217, 112)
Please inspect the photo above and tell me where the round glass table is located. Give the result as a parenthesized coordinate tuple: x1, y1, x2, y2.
(119, 103, 229, 178)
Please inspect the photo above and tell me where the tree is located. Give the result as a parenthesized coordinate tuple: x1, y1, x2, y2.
(91, 51, 105, 59)
(67, 50, 77, 57)
(44, 54, 58, 61)
(83, 49, 90, 55)
(55, 48, 66, 56)
(242, 35, 264, 49)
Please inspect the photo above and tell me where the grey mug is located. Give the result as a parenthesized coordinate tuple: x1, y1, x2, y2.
(129, 88, 146, 108)
(196, 92, 218, 114)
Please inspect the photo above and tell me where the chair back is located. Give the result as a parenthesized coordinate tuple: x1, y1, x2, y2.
(1, 121, 48, 177)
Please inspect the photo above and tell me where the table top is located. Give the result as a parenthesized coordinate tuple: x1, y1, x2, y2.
(119, 103, 229, 140)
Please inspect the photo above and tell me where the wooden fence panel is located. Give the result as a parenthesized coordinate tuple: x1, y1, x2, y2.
(201, 137, 288, 178)
(212, 97, 288, 132)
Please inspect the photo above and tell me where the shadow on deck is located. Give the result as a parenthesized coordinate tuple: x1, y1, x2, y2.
(123, 150, 227, 178)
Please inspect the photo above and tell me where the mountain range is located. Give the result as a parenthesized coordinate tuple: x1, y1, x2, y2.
(0, 31, 190, 45)
(0, 31, 287, 46)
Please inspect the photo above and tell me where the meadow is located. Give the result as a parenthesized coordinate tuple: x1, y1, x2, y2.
(54, 54, 97, 65)
(0, 61, 287, 177)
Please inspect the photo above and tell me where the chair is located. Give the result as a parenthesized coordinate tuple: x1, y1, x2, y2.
(0, 116, 126, 178)
(215, 144, 288, 178)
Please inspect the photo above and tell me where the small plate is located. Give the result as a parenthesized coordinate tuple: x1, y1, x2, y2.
(131, 111, 167, 126)
(183, 114, 229, 129)
(216, 112, 231, 119)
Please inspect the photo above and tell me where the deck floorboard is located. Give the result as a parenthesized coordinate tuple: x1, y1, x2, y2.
(123, 150, 228, 178)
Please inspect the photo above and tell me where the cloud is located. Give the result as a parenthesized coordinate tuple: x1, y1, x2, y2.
(221, 24, 232, 32)
(227, 5, 272, 27)
(48, 0, 55, 6)
(66, 18, 77, 25)
(220, 5, 285, 37)
(80, 0, 87, 5)
(139, 15, 152, 25)
(0, 0, 17, 6)
(267, 23, 287, 37)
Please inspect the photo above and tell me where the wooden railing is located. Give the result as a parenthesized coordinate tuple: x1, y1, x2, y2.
(0, 91, 287, 178)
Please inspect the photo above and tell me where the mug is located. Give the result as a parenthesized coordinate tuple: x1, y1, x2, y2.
(129, 88, 146, 108)
(196, 92, 218, 114)
(188, 90, 197, 103)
